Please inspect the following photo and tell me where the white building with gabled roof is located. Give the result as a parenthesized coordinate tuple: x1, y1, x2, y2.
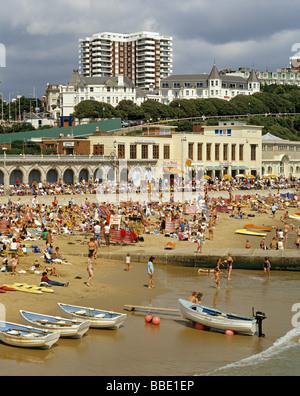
(159, 65, 260, 104)
(59, 70, 137, 117)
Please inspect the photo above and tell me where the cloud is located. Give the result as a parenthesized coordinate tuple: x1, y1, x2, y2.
(0, 0, 299, 100)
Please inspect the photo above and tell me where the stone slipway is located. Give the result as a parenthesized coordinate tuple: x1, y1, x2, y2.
(94, 248, 300, 271)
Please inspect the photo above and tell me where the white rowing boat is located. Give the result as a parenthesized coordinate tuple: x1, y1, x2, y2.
(0, 320, 60, 349)
(58, 303, 127, 329)
(20, 310, 91, 339)
(178, 299, 257, 335)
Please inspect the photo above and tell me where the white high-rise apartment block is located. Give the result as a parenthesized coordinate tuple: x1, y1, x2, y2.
(79, 31, 173, 91)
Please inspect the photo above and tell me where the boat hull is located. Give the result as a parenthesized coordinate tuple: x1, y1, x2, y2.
(20, 310, 91, 339)
(178, 299, 257, 335)
(0, 321, 60, 349)
(58, 303, 127, 329)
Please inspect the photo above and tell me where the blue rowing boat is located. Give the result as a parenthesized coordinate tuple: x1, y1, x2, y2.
(20, 310, 91, 339)
(58, 303, 127, 329)
(0, 320, 60, 349)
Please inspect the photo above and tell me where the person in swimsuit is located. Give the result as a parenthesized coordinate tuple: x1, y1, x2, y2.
(212, 267, 223, 289)
(86, 251, 94, 286)
(263, 257, 271, 279)
(225, 252, 234, 280)
(196, 228, 204, 254)
(88, 237, 96, 257)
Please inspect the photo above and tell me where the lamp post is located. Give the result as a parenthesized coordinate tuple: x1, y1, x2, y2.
(181, 137, 187, 203)
(2, 147, 7, 195)
(9, 92, 19, 122)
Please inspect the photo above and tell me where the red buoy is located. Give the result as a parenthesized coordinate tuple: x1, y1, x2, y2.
(145, 315, 153, 323)
(152, 316, 161, 325)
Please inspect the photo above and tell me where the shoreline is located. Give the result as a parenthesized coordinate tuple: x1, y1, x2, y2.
(94, 248, 300, 270)
(0, 189, 299, 375)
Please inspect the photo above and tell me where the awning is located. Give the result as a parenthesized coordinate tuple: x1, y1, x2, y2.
(215, 166, 226, 171)
(232, 165, 249, 170)
(206, 166, 215, 171)
(164, 167, 184, 175)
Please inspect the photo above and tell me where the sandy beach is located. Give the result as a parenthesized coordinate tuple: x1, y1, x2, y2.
(0, 189, 298, 322)
(0, 190, 299, 376)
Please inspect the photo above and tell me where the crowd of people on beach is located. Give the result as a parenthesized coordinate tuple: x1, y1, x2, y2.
(0, 174, 299, 291)
(2, 173, 300, 198)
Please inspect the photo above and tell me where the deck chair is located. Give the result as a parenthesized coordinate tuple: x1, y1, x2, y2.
(44, 250, 54, 264)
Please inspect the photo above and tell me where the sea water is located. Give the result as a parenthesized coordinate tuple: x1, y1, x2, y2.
(0, 264, 299, 376)
(204, 326, 300, 376)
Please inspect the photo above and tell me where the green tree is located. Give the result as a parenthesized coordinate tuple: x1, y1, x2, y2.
(140, 100, 174, 121)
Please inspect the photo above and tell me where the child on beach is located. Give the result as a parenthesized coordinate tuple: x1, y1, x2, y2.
(147, 256, 155, 289)
(86, 251, 94, 287)
(125, 253, 131, 271)
(212, 267, 222, 289)
(10, 253, 18, 276)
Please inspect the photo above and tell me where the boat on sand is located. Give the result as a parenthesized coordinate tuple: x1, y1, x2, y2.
(58, 303, 127, 329)
(178, 299, 257, 335)
(0, 320, 60, 349)
(20, 310, 91, 339)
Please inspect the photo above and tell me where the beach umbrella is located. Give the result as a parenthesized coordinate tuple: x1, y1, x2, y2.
(235, 174, 246, 178)
(223, 174, 233, 179)
(247, 175, 255, 179)
(266, 174, 277, 178)
(203, 175, 211, 180)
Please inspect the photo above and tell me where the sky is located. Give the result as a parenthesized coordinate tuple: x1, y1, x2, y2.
(0, 0, 299, 101)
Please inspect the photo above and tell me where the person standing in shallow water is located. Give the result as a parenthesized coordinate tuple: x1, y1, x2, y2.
(225, 252, 234, 280)
(263, 257, 271, 279)
(147, 256, 155, 289)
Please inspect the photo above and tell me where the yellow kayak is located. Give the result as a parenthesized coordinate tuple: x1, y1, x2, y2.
(235, 229, 267, 237)
(4, 284, 42, 295)
(13, 283, 54, 294)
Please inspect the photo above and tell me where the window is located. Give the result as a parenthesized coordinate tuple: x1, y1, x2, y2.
(215, 144, 220, 161)
(231, 144, 236, 161)
(251, 144, 257, 161)
(239, 144, 244, 161)
(164, 145, 170, 159)
(118, 144, 125, 159)
(206, 143, 212, 161)
(188, 143, 194, 160)
(223, 144, 228, 161)
(130, 144, 137, 159)
(142, 145, 148, 159)
(93, 144, 104, 156)
(197, 143, 203, 161)
(153, 144, 159, 159)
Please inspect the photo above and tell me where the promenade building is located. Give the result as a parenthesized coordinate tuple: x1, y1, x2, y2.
(0, 121, 262, 193)
(262, 133, 300, 177)
(79, 31, 173, 91)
